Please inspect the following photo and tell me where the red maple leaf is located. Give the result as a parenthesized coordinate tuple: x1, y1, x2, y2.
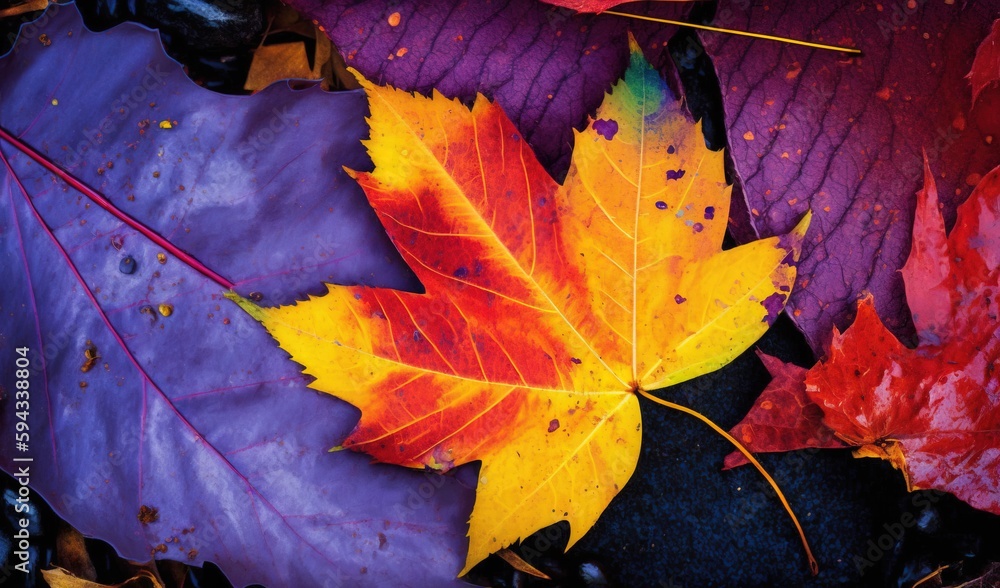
(726, 158, 1000, 516)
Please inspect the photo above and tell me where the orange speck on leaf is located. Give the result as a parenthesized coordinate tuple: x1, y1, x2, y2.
(387, 12, 401, 26)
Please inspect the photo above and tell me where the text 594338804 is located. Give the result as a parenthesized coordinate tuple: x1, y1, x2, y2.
(11, 346, 33, 574)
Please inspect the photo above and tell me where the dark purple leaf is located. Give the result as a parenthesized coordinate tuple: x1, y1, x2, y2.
(703, 0, 1000, 352)
(287, 0, 692, 175)
(0, 5, 475, 586)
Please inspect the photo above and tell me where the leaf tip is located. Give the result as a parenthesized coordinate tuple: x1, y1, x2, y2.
(793, 209, 812, 237)
(345, 66, 368, 89)
(784, 210, 812, 261)
(626, 31, 641, 54)
(917, 155, 941, 214)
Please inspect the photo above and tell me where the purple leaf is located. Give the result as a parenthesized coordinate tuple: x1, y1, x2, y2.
(288, 0, 692, 175)
(703, 0, 1000, 352)
(1, 5, 475, 586)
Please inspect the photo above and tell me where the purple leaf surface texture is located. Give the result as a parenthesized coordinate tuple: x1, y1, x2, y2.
(703, 0, 1000, 352)
(0, 5, 475, 586)
(287, 0, 691, 176)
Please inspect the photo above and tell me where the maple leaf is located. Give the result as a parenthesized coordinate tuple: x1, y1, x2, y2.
(231, 40, 810, 572)
(728, 158, 1000, 517)
(722, 351, 845, 470)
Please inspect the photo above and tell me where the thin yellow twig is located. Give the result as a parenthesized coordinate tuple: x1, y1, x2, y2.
(605, 10, 862, 54)
(636, 388, 819, 576)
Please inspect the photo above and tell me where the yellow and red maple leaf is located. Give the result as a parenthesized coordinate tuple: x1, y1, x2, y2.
(727, 158, 1000, 517)
(230, 41, 808, 572)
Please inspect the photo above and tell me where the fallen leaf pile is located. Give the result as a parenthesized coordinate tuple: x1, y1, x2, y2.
(232, 40, 808, 571)
(5, 0, 1000, 585)
(728, 159, 1000, 516)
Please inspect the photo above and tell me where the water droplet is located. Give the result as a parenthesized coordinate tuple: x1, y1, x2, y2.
(548, 419, 560, 433)
(704, 206, 715, 220)
(674, 294, 686, 304)
(249, 292, 264, 302)
(158, 304, 173, 317)
(655, 201, 667, 210)
(453, 267, 468, 278)
(119, 256, 136, 274)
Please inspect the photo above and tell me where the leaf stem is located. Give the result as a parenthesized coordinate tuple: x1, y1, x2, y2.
(604, 10, 861, 54)
(0, 125, 235, 290)
(496, 548, 552, 580)
(636, 388, 819, 576)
